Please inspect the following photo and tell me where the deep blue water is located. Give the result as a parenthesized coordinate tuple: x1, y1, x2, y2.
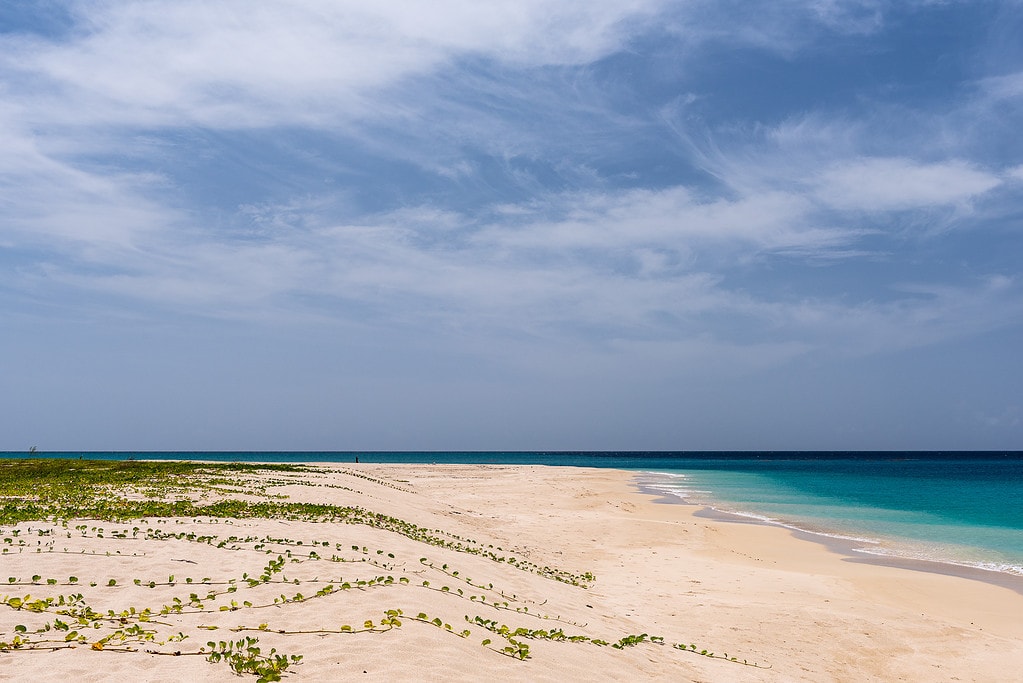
(5, 451, 1022, 575)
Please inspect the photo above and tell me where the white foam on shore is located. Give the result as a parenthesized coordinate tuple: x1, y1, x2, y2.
(851, 545, 1023, 577)
(641, 471, 882, 544)
(638, 471, 709, 502)
(707, 506, 883, 546)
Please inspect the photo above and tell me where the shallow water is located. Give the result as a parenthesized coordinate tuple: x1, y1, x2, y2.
(634, 455, 1023, 576)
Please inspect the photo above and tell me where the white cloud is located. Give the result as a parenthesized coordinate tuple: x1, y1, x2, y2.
(3, 0, 1021, 377)
(18, 169, 1012, 364)
(979, 70, 1023, 102)
(660, 0, 891, 62)
(0, 115, 173, 252)
(6, 146, 1020, 391)
(809, 0, 889, 34)
(474, 185, 863, 258)
(1, 0, 664, 129)
(814, 157, 1001, 211)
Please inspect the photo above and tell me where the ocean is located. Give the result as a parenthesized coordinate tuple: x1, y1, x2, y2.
(6, 451, 1022, 578)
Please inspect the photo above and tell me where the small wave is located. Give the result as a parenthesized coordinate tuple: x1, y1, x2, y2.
(701, 505, 882, 545)
(646, 485, 711, 495)
(644, 486, 714, 502)
(639, 470, 688, 480)
(851, 546, 1023, 577)
(705, 507, 1023, 579)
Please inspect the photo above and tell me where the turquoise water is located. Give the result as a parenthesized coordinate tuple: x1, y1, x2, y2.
(5, 451, 1022, 576)
(634, 455, 1023, 576)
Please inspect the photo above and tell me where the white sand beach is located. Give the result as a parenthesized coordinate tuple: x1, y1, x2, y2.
(2, 463, 1021, 681)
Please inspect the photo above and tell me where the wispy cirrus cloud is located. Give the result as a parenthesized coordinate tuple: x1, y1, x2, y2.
(0, 0, 664, 129)
(473, 186, 863, 259)
(16, 171, 1016, 375)
(814, 158, 1002, 211)
(2, 0, 1023, 449)
(0, 112, 174, 253)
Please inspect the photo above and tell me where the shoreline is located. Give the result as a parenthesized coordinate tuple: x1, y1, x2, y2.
(695, 501, 1023, 596)
(635, 474, 1023, 595)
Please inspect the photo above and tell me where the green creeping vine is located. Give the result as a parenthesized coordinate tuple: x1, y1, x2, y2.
(322, 468, 416, 493)
(465, 616, 768, 667)
(0, 461, 593, 587)
(0, 619, 297, 682)
(205, 637, 302, 683)
(416, 557, 586, 626)
(0, 459, 767, 676)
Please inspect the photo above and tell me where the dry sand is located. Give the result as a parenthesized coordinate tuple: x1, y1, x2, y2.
(2, 463, 1022, 682)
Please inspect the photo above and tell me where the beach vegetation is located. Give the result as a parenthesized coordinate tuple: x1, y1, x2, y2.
(0, 458, 766, 677)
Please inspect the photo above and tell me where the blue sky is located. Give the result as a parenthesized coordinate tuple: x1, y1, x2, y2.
(2, 1, 1022, 451)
